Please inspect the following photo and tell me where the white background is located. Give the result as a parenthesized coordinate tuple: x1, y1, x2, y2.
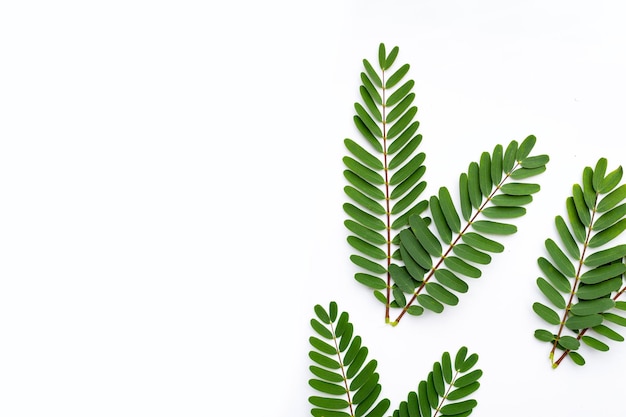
(1, 1, 626, 416)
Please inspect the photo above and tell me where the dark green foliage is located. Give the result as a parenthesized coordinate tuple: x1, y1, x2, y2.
(343, 43, 428, 323)
(388, 135, 548, 324)
(344, 43, 549, 325)
(532, 158, 626, 368)
(309, 302, 390, 417)
(309, 302, 482, 417)
(389, 346, 482, 417)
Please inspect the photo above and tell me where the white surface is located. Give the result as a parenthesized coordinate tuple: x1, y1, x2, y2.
(1, 1, 626, 416)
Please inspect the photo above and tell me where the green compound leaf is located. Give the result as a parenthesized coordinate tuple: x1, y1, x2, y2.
(532, 158, 626, 368)
(386, 137, 547, 324)
(311, 304, 482, 417)
(389, 347, 481, 417)
(309, 302, 389, 417)
(344, 45, 428, 316)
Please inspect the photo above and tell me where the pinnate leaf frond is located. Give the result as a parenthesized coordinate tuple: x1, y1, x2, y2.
(388, 135, 549, 324)
(531, 158, 626, 368)
(309, 303, 482, 417)
(343, 43, 428, 323)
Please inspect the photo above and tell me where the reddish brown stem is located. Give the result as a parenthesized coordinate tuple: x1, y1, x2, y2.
(392, 165, 518, 325)
(550, 195, 598, 366)
(380, 69, 392, 323)
(553, 280, 626, 367)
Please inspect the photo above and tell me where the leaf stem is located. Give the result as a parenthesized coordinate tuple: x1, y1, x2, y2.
(433, 369, 460, 417)
(393, 164, 518, 324)
(550, 194, 598, 367)
(330, 320, 355, 415)
(553, 270, 626, 367)
(381, 67, 392, 324)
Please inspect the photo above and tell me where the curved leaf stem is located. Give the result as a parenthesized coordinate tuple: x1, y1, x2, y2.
(551, 194, 598, 367)
(393, 164, 519, 324)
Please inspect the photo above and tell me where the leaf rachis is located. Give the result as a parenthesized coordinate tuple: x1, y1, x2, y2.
(344, 43, 428, 324)
(533, 158, 626, 368)
(551, 197, 598, 365)
(392, 157, 541, 324)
